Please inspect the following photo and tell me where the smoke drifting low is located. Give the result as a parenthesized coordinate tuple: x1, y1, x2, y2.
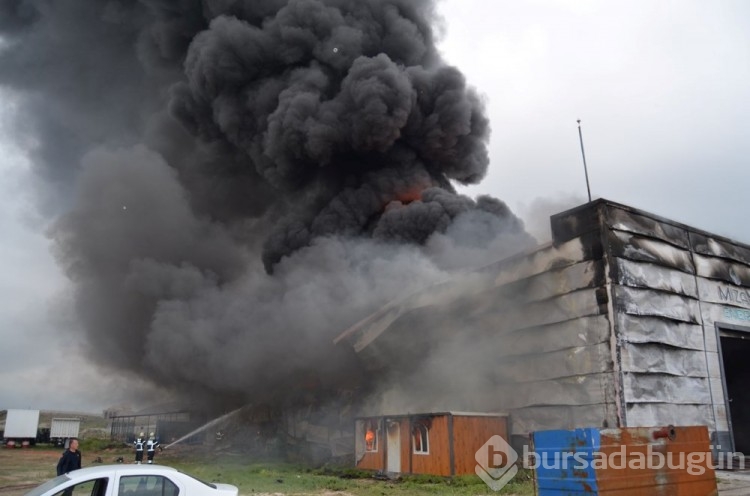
(1, 0, 534, 410)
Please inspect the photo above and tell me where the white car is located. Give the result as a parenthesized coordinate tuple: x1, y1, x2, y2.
(24, 464, 239, 496)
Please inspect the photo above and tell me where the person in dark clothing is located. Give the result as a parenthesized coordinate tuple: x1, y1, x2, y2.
(56, 438, 82, 475)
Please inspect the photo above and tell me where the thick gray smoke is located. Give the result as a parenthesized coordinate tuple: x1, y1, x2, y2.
(0, 0, 534, 410)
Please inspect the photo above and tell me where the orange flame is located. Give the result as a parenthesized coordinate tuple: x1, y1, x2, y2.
(394, 187, 423, 204)
(365, 429, 375, 450)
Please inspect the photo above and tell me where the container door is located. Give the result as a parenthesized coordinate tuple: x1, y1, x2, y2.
(386, 420, 401, 473)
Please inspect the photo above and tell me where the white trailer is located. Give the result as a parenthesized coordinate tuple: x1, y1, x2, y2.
(50, 418, 81, 443)
(3, 409, 40, 447)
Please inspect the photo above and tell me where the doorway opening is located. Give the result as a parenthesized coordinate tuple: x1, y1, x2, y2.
(719, 327, 750, 454)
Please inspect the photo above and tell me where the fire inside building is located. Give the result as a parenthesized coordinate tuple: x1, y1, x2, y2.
(336, 198, 750, 464)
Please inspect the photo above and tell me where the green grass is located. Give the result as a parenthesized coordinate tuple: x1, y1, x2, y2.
(161, 456, 535, 495)
(77, 438, 126, 452)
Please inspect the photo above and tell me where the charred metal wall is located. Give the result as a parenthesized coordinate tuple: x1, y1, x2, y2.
(459, 236, 619, 439)
(552, 199, 750, 453)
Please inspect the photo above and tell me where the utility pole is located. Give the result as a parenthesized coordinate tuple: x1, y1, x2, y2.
(577, 119, 592, 202)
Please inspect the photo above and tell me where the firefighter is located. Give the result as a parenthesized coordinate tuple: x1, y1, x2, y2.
(133, 432, 145, 464)
(146, 432, 160, 464)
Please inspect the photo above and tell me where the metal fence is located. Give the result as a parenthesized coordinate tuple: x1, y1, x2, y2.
(109, 411, 193, 443)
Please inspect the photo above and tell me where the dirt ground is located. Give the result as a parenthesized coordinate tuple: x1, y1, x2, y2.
(716, 471, 750, 495)
(0, 448, 62, 496)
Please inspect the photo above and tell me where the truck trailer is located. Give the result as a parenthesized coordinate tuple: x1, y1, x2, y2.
(3, 409, 40, 447)
(50, 418, 81, 446)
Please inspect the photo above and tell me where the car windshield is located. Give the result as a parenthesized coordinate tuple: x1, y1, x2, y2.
(24, 475, 71, 496)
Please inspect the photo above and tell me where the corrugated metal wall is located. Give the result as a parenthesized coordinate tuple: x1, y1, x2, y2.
(553, 200, 750, 455)
(451, 230, 620, 439)
(600, 207, 713, 429)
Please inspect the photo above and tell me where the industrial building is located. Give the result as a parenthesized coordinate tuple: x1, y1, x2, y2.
(337, 199, 750, 459)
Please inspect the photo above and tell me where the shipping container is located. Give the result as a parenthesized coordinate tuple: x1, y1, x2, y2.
(532, 425, 718, 495)
(355, 412, 509, 476)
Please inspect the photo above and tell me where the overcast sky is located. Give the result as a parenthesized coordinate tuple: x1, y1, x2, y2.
(1, 0, 749, 413)
(442, 0, 750, 241)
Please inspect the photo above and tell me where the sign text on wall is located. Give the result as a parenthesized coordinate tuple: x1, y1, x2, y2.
(718, 286, 750, 307)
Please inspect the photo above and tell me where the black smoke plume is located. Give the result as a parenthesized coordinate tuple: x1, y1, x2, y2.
(0, 0, 534, 410)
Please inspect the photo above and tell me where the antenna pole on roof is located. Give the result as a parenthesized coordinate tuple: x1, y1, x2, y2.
(577, 119, 592, 202)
